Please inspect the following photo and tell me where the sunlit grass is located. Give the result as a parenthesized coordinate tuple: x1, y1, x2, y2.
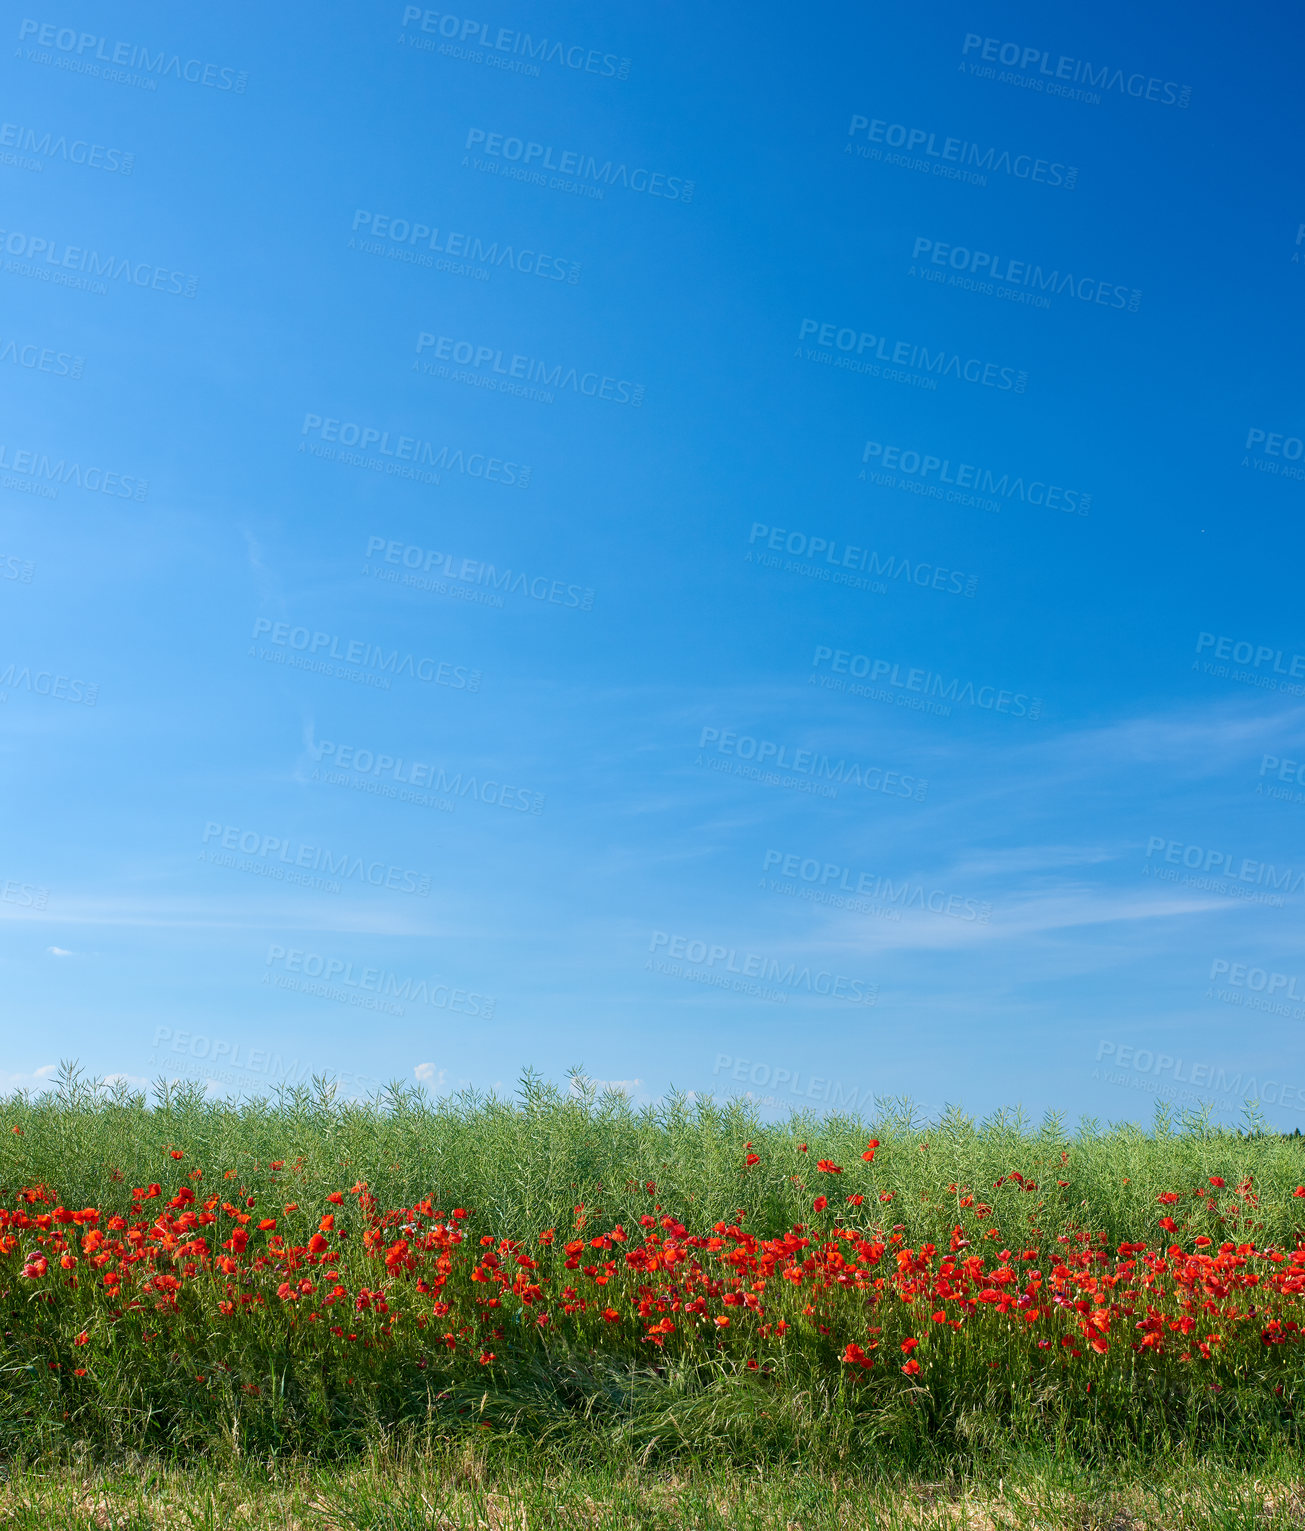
(4, 1062, 1302, 1249)
(4, 1447, 1305, 1529)
(1, 1061, 1303, 1525)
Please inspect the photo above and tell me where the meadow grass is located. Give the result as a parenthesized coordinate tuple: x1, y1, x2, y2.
(5, 1445, 1305, 1529)
(1, 1065, 1303, 1529)
(6, 1063, 1302, 1249)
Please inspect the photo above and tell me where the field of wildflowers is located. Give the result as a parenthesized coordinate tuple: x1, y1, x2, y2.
(3, 1066, 1305, 1528)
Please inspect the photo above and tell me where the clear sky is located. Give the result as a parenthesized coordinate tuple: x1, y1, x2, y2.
(3, 0, 1304, 1127)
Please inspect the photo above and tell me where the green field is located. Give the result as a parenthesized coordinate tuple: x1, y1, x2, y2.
(2, 1065, 1303, 1529)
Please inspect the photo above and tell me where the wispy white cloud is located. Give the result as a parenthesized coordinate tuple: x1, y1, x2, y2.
(822, 886, 1239, 955)
(944, 845, 1117, 880)
(0, 1064, 58, 1095)
(1045, 703, 1305, 772)
(0, 893, 463, 937)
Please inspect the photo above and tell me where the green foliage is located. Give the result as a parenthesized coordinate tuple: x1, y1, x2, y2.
(3, 1062, 1303, 1249)
(3, 1447, 1305, 1529)
(1, 1064, 1303, 1479)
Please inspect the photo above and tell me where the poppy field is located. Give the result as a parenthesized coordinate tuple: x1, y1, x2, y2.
(3, 1068, 1305, 1528)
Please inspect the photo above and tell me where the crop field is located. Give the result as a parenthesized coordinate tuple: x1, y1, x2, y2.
(2, 1066, 1305, 1529)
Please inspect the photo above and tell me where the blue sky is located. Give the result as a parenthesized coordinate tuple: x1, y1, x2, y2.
(3, 0, 1305, 1126)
